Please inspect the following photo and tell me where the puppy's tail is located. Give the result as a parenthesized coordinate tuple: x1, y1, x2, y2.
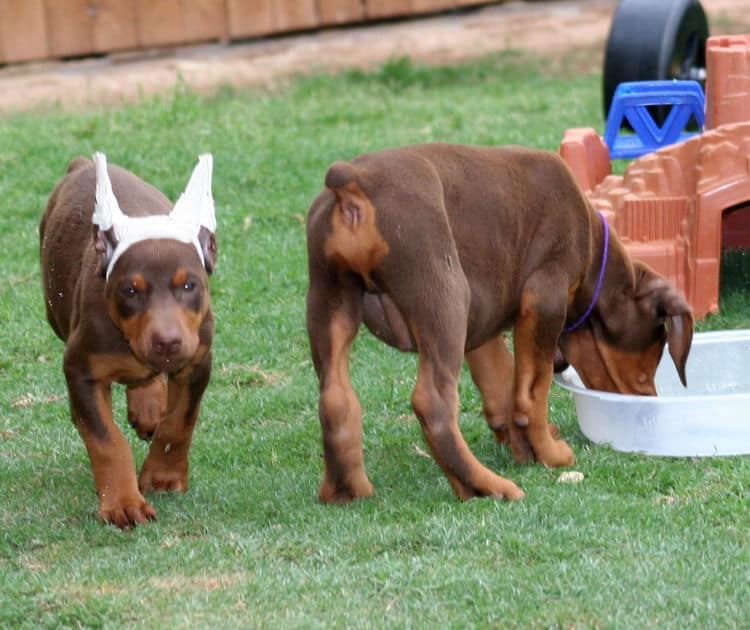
(325, 161, 360, 190)
(324, 161, 369, 228)
(322, 160, 388, 283)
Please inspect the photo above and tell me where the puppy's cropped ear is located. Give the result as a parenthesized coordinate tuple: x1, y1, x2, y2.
(325, 161, 368, 227)
(93, 226, 118, 278)
(91, 152, 122, 278)
(198, 226, 217, 275)
(172, 154, 216, 274)
(635, 263, 694, 386)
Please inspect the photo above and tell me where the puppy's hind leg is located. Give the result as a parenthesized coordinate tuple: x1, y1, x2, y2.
(409, 280, 524, 501)
(308, 276, 374, 504)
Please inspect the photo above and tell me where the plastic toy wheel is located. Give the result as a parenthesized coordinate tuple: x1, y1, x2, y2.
(602, 0, 709, 121)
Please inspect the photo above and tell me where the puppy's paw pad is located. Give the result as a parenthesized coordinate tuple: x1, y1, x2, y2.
(545, 439, 575, 467)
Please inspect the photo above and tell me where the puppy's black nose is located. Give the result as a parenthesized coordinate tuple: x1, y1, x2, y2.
(152, 331, 182, 357)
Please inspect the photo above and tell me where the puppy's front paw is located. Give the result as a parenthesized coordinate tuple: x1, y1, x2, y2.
(457, 471, 525, 501)
(319, 472, 374, 504)
(99, 494, 157, 529)
(507, 421, 566, 465)
(126, 378, 167, 441)
(484, 476, 525, 501)
(537, 438, 576, 468)
(138, 449, 188, 492)
(138, 465, 189, 493)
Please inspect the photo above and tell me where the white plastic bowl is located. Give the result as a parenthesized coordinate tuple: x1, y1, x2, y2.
(554, 329, 750, 457)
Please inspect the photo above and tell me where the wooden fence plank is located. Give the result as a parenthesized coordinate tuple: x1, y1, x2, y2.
(317, 0, 365, 25)
(365, 0, 413, 19)
(91, 0, 137, 53)
(45, 0, 94, 58)
(411, 0, 454, 11)
(0, 0, 48, 63)
(226, 0, 274, 38)
(135, 0, 185, 47)
(272, 0, 318, 32)
(183, 0, 227, 43)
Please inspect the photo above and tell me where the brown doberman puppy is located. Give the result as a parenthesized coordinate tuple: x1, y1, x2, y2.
(40, 153, 217, 528)
(306, 143, 693, 503)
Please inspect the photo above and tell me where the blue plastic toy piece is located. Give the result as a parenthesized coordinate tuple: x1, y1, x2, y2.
(604, 80, 705, 160)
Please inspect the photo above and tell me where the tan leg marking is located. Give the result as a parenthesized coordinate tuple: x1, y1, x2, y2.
(78, 383, 156, 528)
(513, 290, 574, 467)
(318, 312, 374, 503)
(138, 378, 194, 493)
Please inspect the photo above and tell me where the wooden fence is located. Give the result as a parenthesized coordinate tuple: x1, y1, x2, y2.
(0, 0, 494, 64)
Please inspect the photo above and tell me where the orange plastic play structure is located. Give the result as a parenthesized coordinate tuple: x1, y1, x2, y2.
(560, 35, 750, 319)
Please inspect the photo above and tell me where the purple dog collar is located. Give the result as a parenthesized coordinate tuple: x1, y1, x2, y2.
(563, 211, 609, 334)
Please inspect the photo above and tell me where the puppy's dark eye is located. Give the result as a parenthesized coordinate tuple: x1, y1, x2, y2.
(121, 285, 138, 298)
(182, 281, 196, 292)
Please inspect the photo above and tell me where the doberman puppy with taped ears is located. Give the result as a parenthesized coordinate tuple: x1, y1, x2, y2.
(306, 143, 693, 503)
(40, 153, 217, 528)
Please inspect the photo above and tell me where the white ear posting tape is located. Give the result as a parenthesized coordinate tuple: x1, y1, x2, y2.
(92, 152, 216, 280)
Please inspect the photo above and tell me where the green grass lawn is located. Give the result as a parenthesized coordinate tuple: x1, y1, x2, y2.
(1, 51, 748, 629)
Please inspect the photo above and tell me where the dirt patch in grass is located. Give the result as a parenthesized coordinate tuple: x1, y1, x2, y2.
(218, 364, 287, 387)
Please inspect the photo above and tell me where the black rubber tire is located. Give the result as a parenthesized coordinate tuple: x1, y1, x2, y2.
(602, 0, 709, 122)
